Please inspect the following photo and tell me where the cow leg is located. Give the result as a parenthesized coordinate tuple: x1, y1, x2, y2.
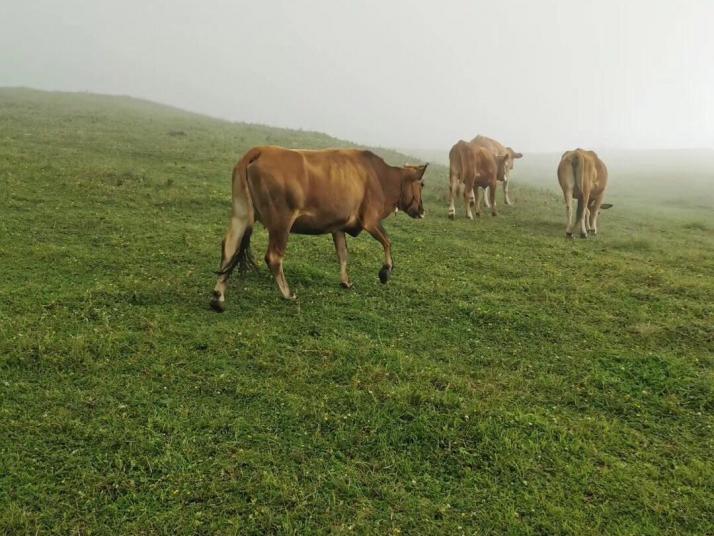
(265, 230, 295, 300)
(448, 174, 458, 219)
(563, 190, 574, 238)
(211, 215, 249, 312)
(332, 231, 352, 288)
(588, 194, 604, 235)
(489, 182, 498, 216)
(463, 187, 475, 220)
(482, 186, 492, 208)
(503, 179, 513, 205)
(474, 187, 483, 218)
(576, 192, 591, 238)
(366, 223, 393, 284)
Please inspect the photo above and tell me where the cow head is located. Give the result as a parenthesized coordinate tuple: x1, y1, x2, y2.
(496, 154, 510, 182)
(400, 163, 428, 218)
(501, 147, 523, 181)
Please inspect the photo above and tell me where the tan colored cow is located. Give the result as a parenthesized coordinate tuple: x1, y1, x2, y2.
(211, 146, 427, 309)
(471, 135, 523, 206)
(557, 149, 613, 238)
(448, 140, 508, 219)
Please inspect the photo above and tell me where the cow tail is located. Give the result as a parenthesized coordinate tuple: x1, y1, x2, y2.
(215, 149, 260, 275)
(572, 152, 586, 223)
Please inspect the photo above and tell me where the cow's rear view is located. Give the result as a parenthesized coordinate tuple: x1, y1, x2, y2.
(558, 149, 612, 238)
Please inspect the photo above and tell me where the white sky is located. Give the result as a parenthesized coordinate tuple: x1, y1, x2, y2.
(2, 0, 713, 151)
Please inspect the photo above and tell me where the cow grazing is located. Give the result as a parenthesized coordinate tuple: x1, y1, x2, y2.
(557, 149, 613, 238)
(471, 135, 523, 206)
(211, 146, 427, 309)
(448, 140, 508, 219)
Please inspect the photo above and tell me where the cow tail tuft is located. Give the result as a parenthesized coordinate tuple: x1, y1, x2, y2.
(215, 150, 259, 275)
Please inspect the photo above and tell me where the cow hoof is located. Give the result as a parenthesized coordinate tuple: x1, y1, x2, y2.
(340, 281, 353, 289)
(580, 232, 588, 239)
(448, 213, 455, 220)
(379, 266, 391, 284)
(588, 229, 597, 235)
(283, 293, 297, 301)
(491, 212, 498, 217)
(566, 232, 574, 239)
(210, 296, 225, 313)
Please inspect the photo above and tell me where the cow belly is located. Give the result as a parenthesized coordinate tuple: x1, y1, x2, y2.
(290, 213, 359, 235)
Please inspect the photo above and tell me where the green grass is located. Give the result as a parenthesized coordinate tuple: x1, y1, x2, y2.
(1, 88, 713, 534)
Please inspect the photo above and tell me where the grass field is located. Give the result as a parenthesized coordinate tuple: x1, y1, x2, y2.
(1, 88, 713, 534)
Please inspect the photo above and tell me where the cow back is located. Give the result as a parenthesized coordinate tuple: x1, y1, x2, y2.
(471, 135, 507, 156)
(244, 146, 396, 235)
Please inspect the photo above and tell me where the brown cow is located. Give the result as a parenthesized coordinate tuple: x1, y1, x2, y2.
(211, 146, 427, 309)
(448, 140, 508, 219)
(471, 135, 523, 206)
(557, 149, 612, 238)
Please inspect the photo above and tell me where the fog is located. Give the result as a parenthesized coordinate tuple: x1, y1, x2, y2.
(2, 0, 713, 152)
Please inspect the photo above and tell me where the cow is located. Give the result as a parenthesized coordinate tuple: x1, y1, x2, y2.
(557, 149, 613, 238)
(471, 135, 523, 206)
(447, 140, 472, 219)
(210, 146, 427, 309)
(448, 140, 508, 219)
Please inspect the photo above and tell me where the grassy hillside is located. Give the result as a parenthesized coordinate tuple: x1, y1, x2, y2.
(1, 88, 712, 534)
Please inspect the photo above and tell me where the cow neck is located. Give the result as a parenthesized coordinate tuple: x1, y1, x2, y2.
(379, 166, 404, 217)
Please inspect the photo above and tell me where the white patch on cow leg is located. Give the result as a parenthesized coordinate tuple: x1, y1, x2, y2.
(578, 196, 590, 238)
(266, 232, 295, 300)
(589, 197, 603, 235)
(503, 179, 513, 205)
(272, 261, 294, 300)
(482, 186, 492, 208)
(465, 189, 475, 219)
(489, 184, 497, 216)
(448, 175, 458, 219)
(212, 215, 248, 309)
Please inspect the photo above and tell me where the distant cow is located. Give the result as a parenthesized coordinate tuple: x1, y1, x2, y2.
(471, 135, 523, 206)
(211, 146, 427, 309)
(448, 140, 508, 219)
(557, 149, 612, 238)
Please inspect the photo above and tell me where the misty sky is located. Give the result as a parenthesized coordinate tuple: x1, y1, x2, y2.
(2, 0, 713, 152)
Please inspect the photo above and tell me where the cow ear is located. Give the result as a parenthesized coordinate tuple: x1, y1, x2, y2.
(600, 203, 613, 209)
(508, 147, 523, 159)
(415, 163, 428, 180)
(405, 163, 427, 180)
